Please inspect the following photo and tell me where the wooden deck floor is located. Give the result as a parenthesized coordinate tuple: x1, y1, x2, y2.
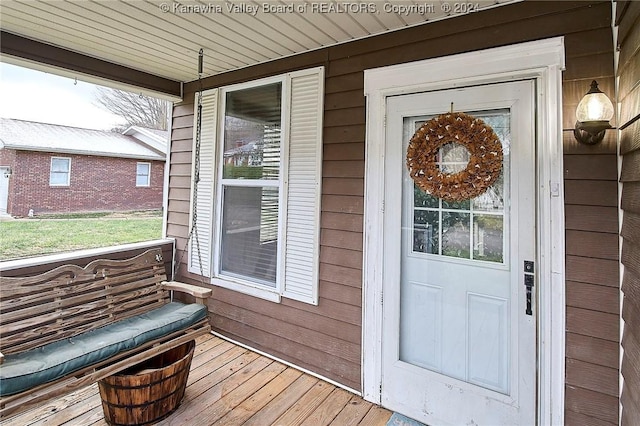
(2, 334, 392, 426)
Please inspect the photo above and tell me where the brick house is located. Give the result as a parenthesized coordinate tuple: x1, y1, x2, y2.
(0, 118, 167, 217)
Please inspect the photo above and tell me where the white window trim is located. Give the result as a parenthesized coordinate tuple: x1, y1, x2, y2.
(192, 67, 323, 305)
(49, 156, 71, 186)
(362, 37, 566, 425)
(213, 76, 288, 299)
(136, 162, 151, 187)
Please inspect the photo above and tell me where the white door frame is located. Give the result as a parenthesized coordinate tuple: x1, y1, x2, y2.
(362, 37, 566, 425)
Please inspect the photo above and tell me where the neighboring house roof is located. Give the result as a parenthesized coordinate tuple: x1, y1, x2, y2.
(122, 126, 169, 156)
(224, 141, 260, 157)
(0, 118, 167, 161)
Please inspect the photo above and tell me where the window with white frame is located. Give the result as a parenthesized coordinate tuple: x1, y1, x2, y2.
(219, 81, 282, 287)
(50, 157, 71, 186)
(188, 67, 324, 304)
(136, 162, 151, 187)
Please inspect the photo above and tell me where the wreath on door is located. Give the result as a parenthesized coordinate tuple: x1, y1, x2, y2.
(406, 112, 503, 202)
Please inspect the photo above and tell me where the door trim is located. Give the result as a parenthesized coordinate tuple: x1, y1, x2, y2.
(362, 37, 566, 425)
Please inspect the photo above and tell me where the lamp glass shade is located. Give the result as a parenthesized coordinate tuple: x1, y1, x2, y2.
(575, 89, 614, 123)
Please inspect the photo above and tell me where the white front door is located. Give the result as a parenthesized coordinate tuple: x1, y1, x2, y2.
(381, 80, 536, 425)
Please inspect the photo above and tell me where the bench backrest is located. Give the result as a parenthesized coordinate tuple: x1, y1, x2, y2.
(0, 248, 169, 356)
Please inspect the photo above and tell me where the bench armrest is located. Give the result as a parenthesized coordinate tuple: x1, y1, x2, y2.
(161, 281, 212, 304)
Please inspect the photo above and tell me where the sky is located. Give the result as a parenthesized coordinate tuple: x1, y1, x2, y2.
(0, 62, 126, 131)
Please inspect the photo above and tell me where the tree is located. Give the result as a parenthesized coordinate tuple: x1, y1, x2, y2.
(94, 87, 170, 131)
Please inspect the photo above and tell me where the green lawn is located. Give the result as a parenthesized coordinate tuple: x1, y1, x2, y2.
(0, 217, 163, 261)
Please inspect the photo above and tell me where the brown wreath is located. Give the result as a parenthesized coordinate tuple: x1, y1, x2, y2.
(406, 112, 503, 202)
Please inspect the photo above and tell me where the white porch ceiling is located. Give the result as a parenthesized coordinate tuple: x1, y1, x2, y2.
(0, 0, 517, 84)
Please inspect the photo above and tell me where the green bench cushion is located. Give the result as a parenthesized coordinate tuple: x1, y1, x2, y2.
(0, 302, 207, 396)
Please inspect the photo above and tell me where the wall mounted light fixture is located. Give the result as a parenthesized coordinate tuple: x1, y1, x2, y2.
(573, 80, 615, 145)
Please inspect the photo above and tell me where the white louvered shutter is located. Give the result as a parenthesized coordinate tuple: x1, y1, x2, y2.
(283, 67, 324, 305)
(188, 89, 217, 276)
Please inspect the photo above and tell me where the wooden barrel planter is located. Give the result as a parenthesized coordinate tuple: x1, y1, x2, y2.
(98, 340, 195, 425)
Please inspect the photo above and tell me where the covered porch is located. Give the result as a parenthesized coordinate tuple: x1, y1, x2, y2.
(1, 333, 392, 426)
(1, 1, 639, 425)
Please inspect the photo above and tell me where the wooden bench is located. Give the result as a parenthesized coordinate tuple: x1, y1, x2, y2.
(0, 248, 211, 419)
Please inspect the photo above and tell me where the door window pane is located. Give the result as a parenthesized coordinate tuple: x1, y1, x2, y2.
(442, 212, 470, 259)
(437, 142, 470, 174)
(409, 109, 509, 264)
(414, 209, 439, 254)
(442, 198, 470, 210)
(473, 215, 504, 262)
(414, 184, 438, 208)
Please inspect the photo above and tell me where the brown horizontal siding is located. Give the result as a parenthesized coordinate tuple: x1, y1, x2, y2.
(622, 211, 640, 245)
(622, 182, 640, 211)
(563, 154, 618, 180)
(622, 393, 640, 426)
(563, 49, 620, 425)
(211, 299, 361, 364)
(567, 307, 619, 342)
(565, 332, 619, 369)
(621, 149, 640, 181)
(209, 288, 362, 390)
(565, 256, 619, 287)
(563, 22, 620, 425)
(321, 280, 361, 307)
(620, 85, 640, 125)
(619, 57, 639, 104)
(619, 2, 640, 423)
(164, 3, 622, 415)
(621, 329, 640, 422)
(320, 229, 363, 252)
(562, 5, 619, 422)
(566, 409, 617, 426)
(565, 385, 619, 425)
(328, 3, 612, 76)
(566, 358, 619, 397)
(319, 264, 362, 292)
(617, 0, 640, 408)
(323, 161, 365, 178)
(167, 99, 195, 262)
(325, 89, 365, 110)
(323, 124, 366, 144)
(562, 132, 618, 155)
(565, 230, 619, 260)
(621, 119, 640, 155)
(564, 180, 618, 206)
(323, 178, 364, 197)
(320, 246, 363, 271)
(565, 27, 618, 59)
(566, 281, 619, 314)
(324, 143, 365, 161)
(321, 211, 363, 233)
(565, 205, 619, 233)
(622, 231, 640, 270)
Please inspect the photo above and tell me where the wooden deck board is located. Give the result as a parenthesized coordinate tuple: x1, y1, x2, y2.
(214, 367, 303, 425)
(4, 334, 392, 426)
(301, 387, 354, 425)
(330, 395, 376, 425)
(243, 374, 319, 425)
